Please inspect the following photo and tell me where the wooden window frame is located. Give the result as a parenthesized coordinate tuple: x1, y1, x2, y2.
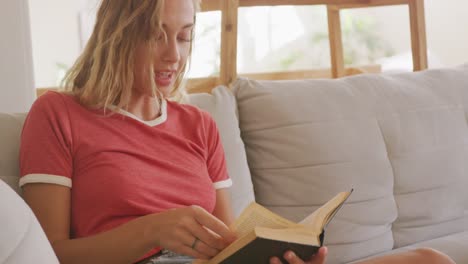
(37, 0, 427, 96)
(202, 0, 427, 83)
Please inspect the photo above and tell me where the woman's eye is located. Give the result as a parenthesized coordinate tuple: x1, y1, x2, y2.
(153, 31, 192, 43)
(178, 37, 192, 42)
(178, 29, 193, 42)
(178, 34, 192, 42)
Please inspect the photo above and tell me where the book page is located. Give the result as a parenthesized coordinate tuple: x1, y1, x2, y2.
(231, 202, 302, 237)
(255, 226, 320, 245)
(299, 190, 353, 233)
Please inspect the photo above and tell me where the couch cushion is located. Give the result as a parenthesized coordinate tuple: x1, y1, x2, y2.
(374, 67, 468, 248)
(234, 65, 468, 263)
(186, 86, 255, 217)
(234, 77, 397, 264)
(353, 229, 468, 264)
(0, 113, 26, 195)
(0, 180, 59, 263)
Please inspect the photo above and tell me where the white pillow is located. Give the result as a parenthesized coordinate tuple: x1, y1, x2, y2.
(0, 180, 59, 263)
(186, 86, 255, 217)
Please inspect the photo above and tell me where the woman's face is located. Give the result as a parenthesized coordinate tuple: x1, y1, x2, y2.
(134, 0, 195, 97)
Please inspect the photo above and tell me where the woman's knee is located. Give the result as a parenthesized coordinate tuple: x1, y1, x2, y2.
(412, 248, 455, 264)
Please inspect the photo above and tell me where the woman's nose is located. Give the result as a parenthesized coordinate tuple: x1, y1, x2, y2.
(162, 38, 180, 63)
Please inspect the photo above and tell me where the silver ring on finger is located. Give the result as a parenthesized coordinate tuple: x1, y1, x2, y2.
(191, 237, 199, 250)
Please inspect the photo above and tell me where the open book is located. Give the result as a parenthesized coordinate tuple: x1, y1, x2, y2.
(195, 190, 353, 264)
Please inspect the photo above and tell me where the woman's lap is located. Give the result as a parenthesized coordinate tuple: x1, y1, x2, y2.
(357, 248, 455, 264)
(137, 249, 194, 264)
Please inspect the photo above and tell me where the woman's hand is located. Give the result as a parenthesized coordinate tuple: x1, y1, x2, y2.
(148, 205, 237, 260)
(269, 247, 328, 264)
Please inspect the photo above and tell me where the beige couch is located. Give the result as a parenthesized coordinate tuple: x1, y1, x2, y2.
(1, 65, 468, 263)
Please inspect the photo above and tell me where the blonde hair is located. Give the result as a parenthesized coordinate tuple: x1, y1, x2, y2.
(62, 0, 200, 110)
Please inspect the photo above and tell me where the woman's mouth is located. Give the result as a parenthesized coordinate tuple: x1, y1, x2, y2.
(155, 71, 174, 87)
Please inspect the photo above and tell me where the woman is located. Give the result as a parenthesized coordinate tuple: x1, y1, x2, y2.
(20, 1, 454, 264)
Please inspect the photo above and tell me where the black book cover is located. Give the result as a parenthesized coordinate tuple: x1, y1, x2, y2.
(219, 231, 324, 264)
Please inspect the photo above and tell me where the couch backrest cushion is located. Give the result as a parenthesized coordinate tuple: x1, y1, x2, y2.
(187, 86, 255, 217)
(374, 67, 468, 248)
(234, 65, 468, 264)
(234, 77, 397, 264)
(0, 113, 26, 195)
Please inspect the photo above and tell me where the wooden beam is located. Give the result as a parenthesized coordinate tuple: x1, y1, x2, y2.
(184, 65, 381, 93)
(239, 65, 381, 80)
(409, 0, 428, 71)
(37, 87, 57, 97)
(201, 0, 411, 12)
(185, 65, 381, 93)
(219, 0, 239, 86)
(238, 0, 369, 7)
(201, 0, 221, 11)
(242, 69, 334, 80)
(330, 0, 409, 10)
(185, 77, 220, 94)
(327, 6, 345, 78)
(38, 65, 382, 96)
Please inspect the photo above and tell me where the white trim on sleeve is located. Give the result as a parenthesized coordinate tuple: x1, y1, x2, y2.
(19, 174, 72, 188)
(213, 179, 232, 189)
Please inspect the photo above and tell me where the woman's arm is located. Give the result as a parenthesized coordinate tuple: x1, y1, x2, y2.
(23, 184, 236, 264)
(23, 183, 158, 264)
(212, 188, 235, 226)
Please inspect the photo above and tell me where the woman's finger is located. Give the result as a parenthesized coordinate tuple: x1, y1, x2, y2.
(177, 245, 210, 260)
(190, 238, 220, 257)
(191, 206, 237, 243)
(188, 221, 228, 251)
(270, 256, 284, 264)
(270, 247, 328, 264)
(306, 247, 328, 264)
(171, 227, 197, 250)
(283, 251, 305, 264)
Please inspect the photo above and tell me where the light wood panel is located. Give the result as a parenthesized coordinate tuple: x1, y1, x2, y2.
(220, 0, 239, 85)
(184, 65, 381, 94)
(201, 0, 410, 11)
(200, 0, 427, 88)
(37, 88, 56, 97)
(240, 65, 381, 80)
(409, 0, 428, 71)
(327, 6, 345, 78)
(37, 65, 381, 97)
(328, 0, 409, 9)
(185, 77, 220, 94)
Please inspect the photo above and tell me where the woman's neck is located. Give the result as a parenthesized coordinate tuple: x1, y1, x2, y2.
(127, 94, 163, 121)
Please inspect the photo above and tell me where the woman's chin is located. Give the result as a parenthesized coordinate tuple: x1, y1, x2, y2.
(157, 85, 172, 98)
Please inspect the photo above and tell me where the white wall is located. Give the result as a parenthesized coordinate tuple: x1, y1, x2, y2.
(0, 0, 35, 113)
(28, 0, 90, 88)
(426, 1, 468, 66)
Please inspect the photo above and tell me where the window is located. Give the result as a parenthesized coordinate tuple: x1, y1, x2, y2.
(29, 1, 466, 89)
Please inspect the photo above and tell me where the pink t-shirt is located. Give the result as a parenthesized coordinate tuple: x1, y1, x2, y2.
(19, 91, 232, 259)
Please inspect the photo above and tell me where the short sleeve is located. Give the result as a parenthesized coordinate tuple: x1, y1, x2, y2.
(203, 112, 232, 190)
(19, 92, 73, 188)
